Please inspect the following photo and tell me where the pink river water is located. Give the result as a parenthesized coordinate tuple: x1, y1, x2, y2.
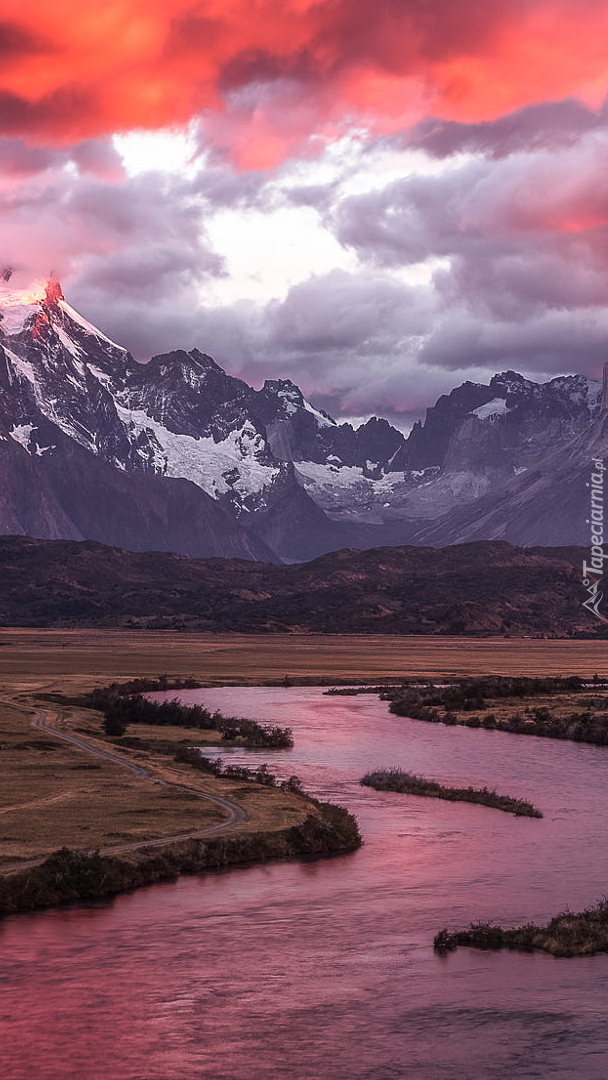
(2, 686, 608, 1079)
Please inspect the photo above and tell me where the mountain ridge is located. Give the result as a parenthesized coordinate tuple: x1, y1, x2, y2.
(1, 271, 605, 560)
(0, 534, 597, 637)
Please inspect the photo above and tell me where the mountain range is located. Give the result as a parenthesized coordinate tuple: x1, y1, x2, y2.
(0, 273, 605, 562)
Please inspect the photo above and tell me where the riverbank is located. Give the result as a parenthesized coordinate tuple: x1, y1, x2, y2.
(0, 691, 317, 867)
(0, 663, 364, 876)
(4, 656, 608, 1080)
(360, 767, 542, 817)
(0, 796, 361, 918)
(0, 680, 361, 916)
(386, 676, 608, 749)
(1, 630, 605, 918)
(434, 898, 608, 957)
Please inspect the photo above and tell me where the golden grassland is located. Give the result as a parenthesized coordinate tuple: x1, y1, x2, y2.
(444, 690, 608, 725)
(0, 693, 312, 866)
(1, 628, 607, 688)
(1, 629, 607, 866)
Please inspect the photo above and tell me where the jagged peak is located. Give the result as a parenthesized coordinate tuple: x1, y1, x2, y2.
(44, 277, 65, 305)
(0, 269, 127, 365)
(492, 369, 526, 382)
(147, 348, 222, 373)
(489, 370, 533, 393)
(358, 415, 395, 431)
(263, 377, 304, 399)
(0, 268, 63, 306)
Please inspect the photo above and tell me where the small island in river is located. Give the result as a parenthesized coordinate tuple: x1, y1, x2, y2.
(434, 897, 608, 957)
(361, 767, 542, 817)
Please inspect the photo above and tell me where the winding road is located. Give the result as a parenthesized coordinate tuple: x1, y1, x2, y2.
(1, 699, 248, 873)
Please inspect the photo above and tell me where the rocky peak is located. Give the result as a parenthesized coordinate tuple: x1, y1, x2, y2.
(263, 377, 303, 397)
(123, 348, 260, 441)
(44, 277, 65, 306)
(0, 270, 64, 323)
(354, 417, 405, 469)
(146, 348, 223, 376)
(490, 370, 535, 395)
(0, 270, 49, 335)
(262, 378, 306, 410)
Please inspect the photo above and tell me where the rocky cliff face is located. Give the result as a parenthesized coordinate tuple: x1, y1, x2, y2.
(413, 410, 608, 548)
(0, 273, 405, 560)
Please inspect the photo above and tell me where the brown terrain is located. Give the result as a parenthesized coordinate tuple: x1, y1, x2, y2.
(2, 629, 606, 868)
(0, 535, 600, 636)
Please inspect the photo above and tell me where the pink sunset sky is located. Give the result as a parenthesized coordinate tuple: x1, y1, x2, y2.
(2, 0, 608, 424)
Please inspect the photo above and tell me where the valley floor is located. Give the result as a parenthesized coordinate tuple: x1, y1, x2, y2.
(1, 631, 606, 868)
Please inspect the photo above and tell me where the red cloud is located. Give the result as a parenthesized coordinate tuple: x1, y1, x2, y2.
(1, 0, 608, 165)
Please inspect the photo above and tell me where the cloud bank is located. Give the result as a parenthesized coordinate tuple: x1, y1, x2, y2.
(2, 1, 608, 420)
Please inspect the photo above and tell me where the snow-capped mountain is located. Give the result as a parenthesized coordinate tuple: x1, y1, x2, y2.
(0, 273, 411, 559)
(0, 274, 274, 560)
(413, 407, 608, 548)
(382, 370, 601, 527)
(0, 271, 605, 559)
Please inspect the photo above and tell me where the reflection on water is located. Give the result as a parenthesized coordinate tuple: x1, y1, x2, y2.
(2, 687, 608, 1079)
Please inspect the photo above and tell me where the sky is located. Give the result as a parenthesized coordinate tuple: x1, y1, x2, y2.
(2, 0, 608, 427)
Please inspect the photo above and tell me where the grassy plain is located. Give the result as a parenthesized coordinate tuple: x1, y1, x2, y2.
(434, 689, 608, 726)
(1, 629, 607, 689)
(1, 630, 606, 867)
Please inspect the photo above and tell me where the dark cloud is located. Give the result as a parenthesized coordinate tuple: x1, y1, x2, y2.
(2, 42, 608, 424)
(0, 136, 124, 181)
(70, 140, 125, 180)
(0, 85, 95, 138)
(0, 156, 224, 320)
(334, 167, 483, 266)
(187, 161, 271, 210)
(416, 306, 608, 375)
(334, 134, 608, 270)
(265, 269, 432, 354)
(407, 99, 608, 160)
(2, 0, 608, 166)
(0, 138, 60, 176)
(0, 20, 54, 59)
(54, 131, 608, 416)
(324, 128, 608, 383)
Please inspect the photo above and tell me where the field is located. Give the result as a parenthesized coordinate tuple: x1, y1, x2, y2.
(1, 629, 607, 688)
(1, 630, 606, 867)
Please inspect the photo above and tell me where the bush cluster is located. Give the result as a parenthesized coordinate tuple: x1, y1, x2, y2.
(86, 682, 293, 748)
(360, 767, 542, 817)
(387, 676, 608, 747)
(174, 746, 304, 793)
(434, 897, 608, 957)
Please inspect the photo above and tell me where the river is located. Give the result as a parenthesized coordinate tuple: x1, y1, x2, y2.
(2, 686, 608, 1079)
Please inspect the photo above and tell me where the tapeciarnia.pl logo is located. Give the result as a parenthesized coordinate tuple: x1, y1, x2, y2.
(582, 459, 608, 622)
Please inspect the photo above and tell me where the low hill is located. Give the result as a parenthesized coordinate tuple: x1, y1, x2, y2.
(0, 536, 598, 637)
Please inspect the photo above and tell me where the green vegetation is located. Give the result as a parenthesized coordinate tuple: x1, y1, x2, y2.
(360, 767, 542, 817)
(86, 679, 294, 748)
(434, 897, 608, 957)
(0, 799, 362, 919)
